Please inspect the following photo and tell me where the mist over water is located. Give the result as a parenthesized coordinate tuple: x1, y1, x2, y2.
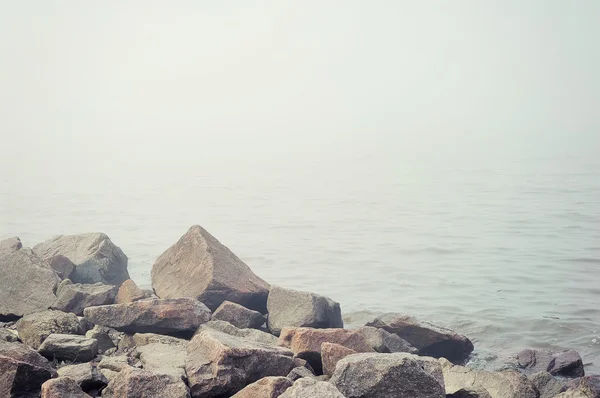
(1, 1, 600, 372)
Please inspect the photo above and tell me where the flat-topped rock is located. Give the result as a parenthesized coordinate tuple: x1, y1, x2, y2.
(197, 320, 278, 345)
(52, 279, 119, 316)
(136, 342, 187, 379)
(38, 333, 98, 362)
(16, 309, 83, 349)
(517, 348, 584, 378)
(213, 300, 266, 329)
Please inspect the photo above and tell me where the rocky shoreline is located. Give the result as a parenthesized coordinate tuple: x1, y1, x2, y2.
(0, 225, 597, 397)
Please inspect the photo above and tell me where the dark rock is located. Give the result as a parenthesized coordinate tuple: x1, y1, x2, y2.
(83, 298, 211, 336)
(355, 326, 418, 354)
(38, 333, 98, 362)
(114, 279, 147, 304)
(85, 325, 120, 354)
(0, 237, 22, 256)
(197, 320, 278, 345)
(41, 377, 90, 398)
(287, 366, 316, 381)
(517, 348, 585, 378)
(529, 371, 567, 398)
(57, 362, 108, 392)
(0, 340, 57, 397)
(51, 280, 119, 316)
(213, 300, 266, 329)
(267, 285, 343, 336)
(15, 309, 83, 349)
(102, 366, 190, 398)
(33, 232, 129, 285)
(321, 342, 358, 376)
(47, 255, 76, 280)
(366, 313, 474, 364)
(151, 225, 270, 312)
(280, 377, 345, 398)
(231, 376, 294, 398)
(447, 388, 492, 398)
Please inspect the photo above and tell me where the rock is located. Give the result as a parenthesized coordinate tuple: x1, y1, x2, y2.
(280, 377, 346, 398)
(47, 255, 76, 280)
(0, 237, 22, 256)
(517, 348, 585, 378)
(231, 376, 294, 398)
(38, 333, 98, 362)
(136, 342, 187, 379)
(0, 248, 60, 319)
(98, 355, 131, 382)
(366, 314, 474, 364)
(102, 366, 190, 398)
(15, 309, 83, 349)
(41, 377, 90, 398)
(186, 327, 295, 397)
(267, 285, 343, 336)
(529, 371, 567, 398)
(151, 225, 270, 313)
(561, 376, 600, 398)
(0, 329, 19, 342)
(331, 352, 446, 398)
(355, 326, 418, 354)
(322, 342, 357, 376)
(51, 279, 119, 316)
(58, 362, 108, 392)
(83, 298, 211, 336)
(440, 357, 538, 398)
(448, 389, 493, 398)
(278, 327, 373, 374)
(213, 300, 266, 329)
(33, 232, 129, 285)
(0, 340, 57, 397)
(198, 320, 278, 345)
(114, 279, 147, 304)
(85, 325, 120, 354)
(287, 366, 316, 381)
(133, 332, 188, 347)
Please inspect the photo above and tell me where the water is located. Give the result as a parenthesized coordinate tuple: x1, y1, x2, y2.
(1, 136, 599, 372)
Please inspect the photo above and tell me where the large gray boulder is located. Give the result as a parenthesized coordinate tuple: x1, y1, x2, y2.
(280, 377, 346, 398)
(38, 333, 98, 362)
(267, 285, 343, 336)
(57, 362, 108, 393)
(197, 320, 278, 345)
(331, 352, 446, 398)
(186, 327, 296, 397)
(0, 248, 59, 319)
(102, 367, 191, 398)
(51, 279, 119, 316)
(15, 309, 83, 349)
(213, 300, 266, 329)
(517, 348, 584, 378)
(231, 376, 293, 398)
(83, 298, 211, 336)
(33, 232, 129, 285)
(0, 237, 22, 256)
(529, 371, 567, 398)
(0, 340, 57, 397)
(366, 314, 474, 364)
(151, 225, 270, 312)
(41, 377, 90, 398)
(355, 326, 418, 354)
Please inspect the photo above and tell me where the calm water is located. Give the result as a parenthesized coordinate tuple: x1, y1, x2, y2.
(2, 137, 599, 372)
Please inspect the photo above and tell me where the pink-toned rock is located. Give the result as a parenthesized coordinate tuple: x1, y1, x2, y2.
(321, 342, 358, 376)
(231, 376, 293, 398)
(115, 279, 147, 304)
(41, 377, 90, 398)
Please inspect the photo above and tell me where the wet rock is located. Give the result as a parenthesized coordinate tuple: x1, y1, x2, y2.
(213, 300, 266, 329)
(231, 376, 294, 398)
(83, 298, 211, 336)
(517, 348, 585, 378)
(0, 248, 59, 319)
(0, 329, 19, 342)
(448, 388, 493, 398)
(280, 377, 345, 398)
(136, 342, 187, 379)
(38, 333, 98, 362)
(0, 340, 57, 397)
(47, 255, 76, 280)
(41, 377, 90, 398)
(15, 309, 83, 349)
(151, 225, 270, 312)
(287, 366, 316, 381)
(51, 279, 119, 316)
(115, 279, 147, 304)
(102, 366, 190, 398)
(85, 325, 120, 354)
(561, 376, 600, 398)
(529, 371, 567, 398)
(267, 285, 343, 336)
(33, 232, 129, 285)
(197, 320, 278, 345)
(321, 342, 357, 376)
(355, 326, 418, 354)
(186, 327, 295, 397)
(0, 237, 22, 256)
(366, 314, 474, 364)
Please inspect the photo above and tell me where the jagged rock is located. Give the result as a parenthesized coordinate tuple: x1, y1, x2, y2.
(58, 362, 108, 392)
(15, 309, 83, 349)
(0, 340, 57, 397)
(355, 326, 417, 354)
(366, 314, 474, 364)
(186, 327, 295, 397)
(213, 300, 266, 329)
(38, 333, 98, 362)
(560, 376, 600, 398)
(85, 325, 120, 354)
(115, 279, 147, 304)
(98, 355, 131, 382)
(231, 376, 294, 398)
(0, 237, 22, 256)
(51, 279, 119, 316)
(151, 225, 270, 312)
(267, 285, 343, 336)
(331, 352, 446, 398)
(41, 377, 90, 398)
(47, 255, 76, 280)
(280, 377, 345, 398)
(197, 320, 278, 345)
(33, 232, 129, 285)
(0, 248, 59, 319)
(102, 367, 190, 398)
(136, 342, 187, 379)
(287, 366, 316, 381)
(448, 388, 493, 398)
(0, 329, 19, 342)
(133, 332, 188, 347)
(529, 371, 567, 398)
(83, 298, 211, 336)
(322, 342, 357, 376)
(517, 348, 584, 378)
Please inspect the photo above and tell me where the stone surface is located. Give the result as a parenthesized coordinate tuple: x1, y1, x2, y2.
(47, 255, 76, 280)
(331, 352, 446, 398)
(287, 366, 316, 381)
(366, 313, 474, 364)
(448, 389, 493, 398)
(41, 377, 91, 398)
(114, 279, 147, 304)
(355, 325, 418, 354)
(151, 225, 270, 312)
(83, 298, 211, 336)
(0, 237, 22, 256)
(280, 377, 346, 398)
(213, 300, 266, 329)
(321, 342, 357, 376)
(58, 362, 108, 392)
(133, 332, 188, 347)
(529, 371, 566, 398)
(561, 376, 600, 398)
(186, 327, 295, 397)
(102, 367, 191, 398)
(85, 325, 120, 354)
(15, 309, 83, 349)
(0, 340, 57, 397)
(136, 342, 187, 379)
(52, 279, 119, 316)
(38, 333, 98, 362)
(267, 285, 343, 336)
(0, 248, 59, 319)
(33, 232, 129, 285)
(0, 328, 19, 342)
(197, 320, 278, 345)
(517, 348, 585, 378)
(231, 376, 294, 398)
(98, 355, 131, 382)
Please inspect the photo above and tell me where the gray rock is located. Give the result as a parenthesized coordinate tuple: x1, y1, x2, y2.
(287, 366, 316, 381)
(52, 279, 119, 316)
(0, 248, 59, 319)
(83, 298, 211, 336)
(0, 340, 57, 397)
(57, 362, 108, 392)
(133, 332, 188, 347)
(85, 325, 121, 354)
(115, 279, 147, 304)
(529, 371, 567, 398)
(355, 326, 418, 354)
(231, 376, 294, 398)
(98, 355, 131, 382)
(151, 225, 270, 312)
(197, 320, 278, 345)
(136, 342, 187, 379)
(331, 352, 446, 398)
(213, 300, 266, 329)
(41, 377, 90, 398)
(186, 327, 295, 397)
(267, 285, 343, 336)
(15, 309, 83, 349)
(47, 255, 76, 280)
(0, 237, 22, 256)
(102, 366, 190, 398)
(561, 376, 600, 398)
(33, 232, 129, 285)
(280, 377, 346, 398)
(38, 333, 98, 362)
(517, 348, 585, 378)
(366, 314, 474, 364)
(448, 389, 493, 398)
(0, 328, 19, 342)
